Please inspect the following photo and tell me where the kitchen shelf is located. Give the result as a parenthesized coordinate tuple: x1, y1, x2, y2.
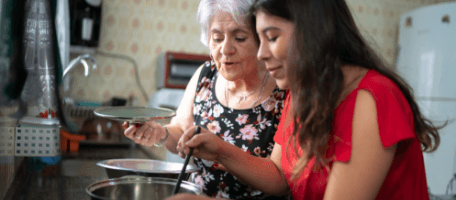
(70, 45, 97, 55)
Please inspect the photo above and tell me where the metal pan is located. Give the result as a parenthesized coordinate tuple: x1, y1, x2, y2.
(96, 159, 200, 180)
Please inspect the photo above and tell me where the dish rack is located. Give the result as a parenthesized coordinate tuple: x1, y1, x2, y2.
(15, 124, 60, 157)
(0, 126, 15, 156)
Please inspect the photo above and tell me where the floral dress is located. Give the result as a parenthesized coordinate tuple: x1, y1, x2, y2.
(192, 61, 287, 199)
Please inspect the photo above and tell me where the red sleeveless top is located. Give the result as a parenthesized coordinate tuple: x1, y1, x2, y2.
(274, 70, 429, 200)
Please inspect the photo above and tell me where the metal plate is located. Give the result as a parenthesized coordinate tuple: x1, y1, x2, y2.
(96, 159, 200, 174)
(93, 107, 175, 123)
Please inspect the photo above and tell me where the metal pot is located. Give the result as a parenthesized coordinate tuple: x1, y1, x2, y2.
(96, 159, 200, 180)
(86, 177, 202, 200)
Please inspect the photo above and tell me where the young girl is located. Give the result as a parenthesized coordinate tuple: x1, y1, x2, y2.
(169, 0, 442, 199)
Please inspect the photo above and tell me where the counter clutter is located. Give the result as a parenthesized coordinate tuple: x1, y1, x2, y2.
(2, 144, 155, 200)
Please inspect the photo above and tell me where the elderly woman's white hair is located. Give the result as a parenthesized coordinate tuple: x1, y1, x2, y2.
(197, 0, 255, 47)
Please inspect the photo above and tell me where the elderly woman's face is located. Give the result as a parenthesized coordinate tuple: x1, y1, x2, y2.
(208, 11, 260, 81)
(256, 10, 294, 89)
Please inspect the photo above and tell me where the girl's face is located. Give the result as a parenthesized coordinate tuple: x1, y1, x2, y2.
(256, 10, 294, 89)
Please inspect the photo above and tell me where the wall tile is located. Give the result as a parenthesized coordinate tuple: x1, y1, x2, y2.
(68, 0, 452, 105)
(344, 0, 453, 66)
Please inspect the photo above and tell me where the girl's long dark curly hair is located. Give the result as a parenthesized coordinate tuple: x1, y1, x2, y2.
(251, 0, 442, 178)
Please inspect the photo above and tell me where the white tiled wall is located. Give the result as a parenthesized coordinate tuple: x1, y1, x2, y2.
(66, 0, 455, 105)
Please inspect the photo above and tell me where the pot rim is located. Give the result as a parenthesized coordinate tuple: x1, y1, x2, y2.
(86, 177, 202, 200)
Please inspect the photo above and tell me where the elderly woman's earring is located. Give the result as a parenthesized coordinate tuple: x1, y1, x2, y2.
(210, 53, 213, 60)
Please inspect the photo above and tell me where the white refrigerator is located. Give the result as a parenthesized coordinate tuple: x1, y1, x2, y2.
(395, 2, 456, 195)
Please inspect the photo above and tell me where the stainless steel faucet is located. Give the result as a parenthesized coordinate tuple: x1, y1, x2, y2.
(63, 54, 97, 78)
(60, 54, 97, 132)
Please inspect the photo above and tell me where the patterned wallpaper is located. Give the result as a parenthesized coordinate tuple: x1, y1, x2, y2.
(68, 0, 209, 106)
(66, 0, 455, 106)
(347, 0, 455, 66)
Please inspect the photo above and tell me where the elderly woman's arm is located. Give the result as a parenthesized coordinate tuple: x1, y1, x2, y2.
(123, 65, 204, 153)
(177, 126, 290, 196)
(161, 65, 203, 153)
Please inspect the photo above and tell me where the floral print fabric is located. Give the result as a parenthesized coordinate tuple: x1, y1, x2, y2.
(192, 61, 286, 199)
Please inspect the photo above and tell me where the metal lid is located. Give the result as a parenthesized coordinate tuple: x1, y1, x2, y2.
(93, 107, 176, 123)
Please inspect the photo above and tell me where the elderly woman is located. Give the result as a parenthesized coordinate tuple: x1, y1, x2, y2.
(123, 0, 287, 199)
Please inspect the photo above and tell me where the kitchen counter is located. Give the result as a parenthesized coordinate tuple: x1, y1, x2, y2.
(3, 143, 159, 200)
(2, 143, 455, 200)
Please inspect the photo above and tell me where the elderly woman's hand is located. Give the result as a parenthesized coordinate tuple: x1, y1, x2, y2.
(176, 126, 225, 161)
(122, 121, 167, 146)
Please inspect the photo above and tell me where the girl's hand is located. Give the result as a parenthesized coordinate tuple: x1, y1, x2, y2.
(176, 126, 225, 162)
